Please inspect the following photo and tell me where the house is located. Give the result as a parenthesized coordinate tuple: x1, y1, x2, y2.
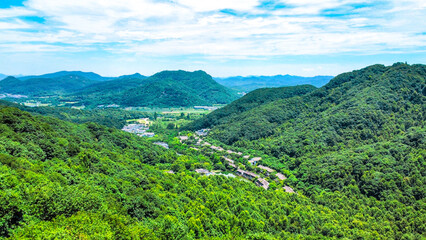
(195, 169, 213, 176)
(211, 145, 224, 151)
(256, 178, 270, 190)
(283, 186, 295, 193)
(276, 173, 287, 180)
(236, 169, 245, 176)
(248, 157, 261, 165)
(258, 165, 275, 173)
(228, 163, 237, 168)
(153, 142, 169, 149)
(243, 155, 250, 159)
(178, 136, 188, 141)
(223, 156, 234, 164)
(195, 129, 210, 136)
(242, 171, 259, 180)
(140, 132, 155, 137)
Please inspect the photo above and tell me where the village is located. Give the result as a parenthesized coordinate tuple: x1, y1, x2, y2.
(178, 129, 295, 193)
(121, 118, 155, 137)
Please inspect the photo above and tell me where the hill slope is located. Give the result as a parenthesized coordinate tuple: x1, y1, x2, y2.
(19, 71, 112, 81)
(186, 84, 317, 131)
(187, 63, 425, 202)
(110, 70, 239, 107)
(0, 99, 423, 239)
(216, 75, 333, 91)
(0, 75, 98, 96)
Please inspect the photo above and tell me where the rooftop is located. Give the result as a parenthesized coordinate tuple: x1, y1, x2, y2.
(283, 186, 295, 193)
(258, 165, 275, 173)
(276, 173, 287, 180)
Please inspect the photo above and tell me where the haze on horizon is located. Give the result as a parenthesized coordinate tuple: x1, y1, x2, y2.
(0, 0, 425, 77)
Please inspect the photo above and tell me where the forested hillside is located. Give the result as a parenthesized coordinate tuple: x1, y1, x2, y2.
(186, 85, 317, 131)
(0, 70, 239, 108)
(113, 70, 239, 107)
(1, 96, 424, 238)
(185, 63, 425, 234)
(0, 75, 98, 96)
(216, 75, 333, 91)
(0, 100, 150, 129)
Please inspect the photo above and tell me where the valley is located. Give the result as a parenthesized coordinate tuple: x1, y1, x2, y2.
(0, 63, 424, 239)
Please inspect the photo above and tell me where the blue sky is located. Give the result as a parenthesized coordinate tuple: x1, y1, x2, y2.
(0, 0, 425, 77)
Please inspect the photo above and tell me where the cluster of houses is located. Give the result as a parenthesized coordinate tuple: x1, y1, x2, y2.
(195, 129, 210, 136)
(181, 132, 295, 193)
(154, 142, 169, 149)
(97, 104, 120, 108)
(193, 106, 219, 111)
(122, 123, 155, 137)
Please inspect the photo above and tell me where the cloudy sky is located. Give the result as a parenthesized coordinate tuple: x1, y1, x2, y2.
(0, 0, 425, 77)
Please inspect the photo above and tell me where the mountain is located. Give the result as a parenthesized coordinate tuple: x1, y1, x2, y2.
(0, 75, 98, 96)
(0, 73, 6, 81)
(186, 63, 425, 202)
(19, 71, 113, 81)
(1, 94, 422, 239)
(186, 84, 317, 131)
(81, 70, 239, 108)
(0, 99, 151, 129)
(70, 73, 147, 98)
(216, 74, 334, 92)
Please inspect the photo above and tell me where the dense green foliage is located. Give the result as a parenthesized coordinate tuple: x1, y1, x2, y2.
(216, 75, 333, 91)
(0, 75, 98, 96)
(18, 71, 113, 82)
(1, 100, 424, 239)
(186, 63, 426, 237)
(111, 70, 239, 108)
(186, 85, 317, 131)
(70, 74, 147, 101)
(1, 70, 238, 108)
(0, 63, 424, 239)
(0, 100, 150, 129)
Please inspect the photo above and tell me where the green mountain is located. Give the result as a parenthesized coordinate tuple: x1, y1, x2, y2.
(107, 70, 239, 108)
(1, 94, 423, 239)
(216, 75, 333, 92)
(70, 73, 147, 99)
(1, 70, 238, 108)
(0, 75, 98, 96)
(0, 99, 150, 129)
(186, 84, 317, 131)
(186, 63, 425, 201)
(19, 71, 113, 81)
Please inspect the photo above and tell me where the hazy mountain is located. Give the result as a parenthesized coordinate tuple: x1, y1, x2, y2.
(216, 75, 334, 92)
(0, 75, 98, 96)
(19, 71, 113, 81)
(76, 70, 240, 108)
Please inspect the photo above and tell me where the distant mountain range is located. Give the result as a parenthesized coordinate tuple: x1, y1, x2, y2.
(0, 74, 6, 80)
(215, 75, 334, 92)
(0, 70, 239, 108)
(0, 70, 335, 108)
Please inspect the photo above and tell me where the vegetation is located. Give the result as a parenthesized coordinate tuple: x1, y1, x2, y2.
(0, 63, 424, 239)
(216, 75, 333, 92)
(110, 70, 239, 108)
(0, 100, 151, 129)
(1, 70, 239, 108)
(0, 75, 98, 96)
(186, 85, 317, 131)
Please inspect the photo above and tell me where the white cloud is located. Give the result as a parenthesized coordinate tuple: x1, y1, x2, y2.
(0, 0, 424, 63)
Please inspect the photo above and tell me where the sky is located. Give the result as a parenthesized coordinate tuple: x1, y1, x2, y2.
(0, 0, 425, 77)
